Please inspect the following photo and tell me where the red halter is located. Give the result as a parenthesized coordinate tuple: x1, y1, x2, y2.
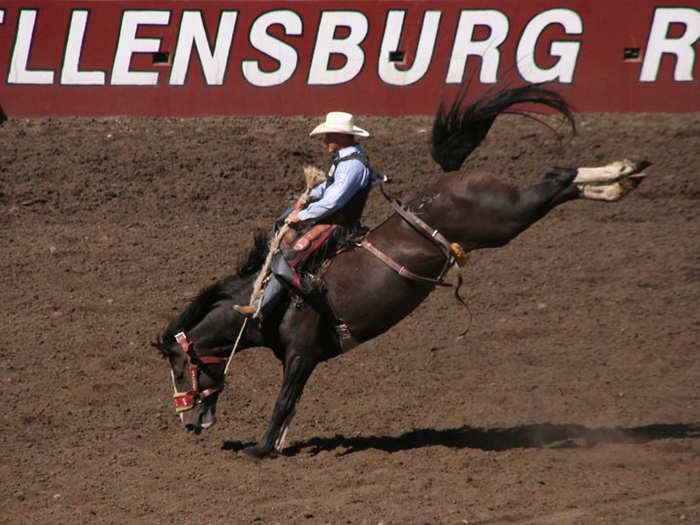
(172, 332, 228, 413)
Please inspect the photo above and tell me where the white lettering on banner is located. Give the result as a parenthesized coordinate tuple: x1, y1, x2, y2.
(516, 9, 582, 83)
(111, 10, 170, 85)
(378, 10, 441, 86)
(640, 8, 700, 82)
(242, 10, 302, 87)
(61, 10, 106, 85)
(8, 10, 54, 84)
(170, 11, 237, 86)
(308, 11, 368, 85)
(446, 10, 509, 84)
(4, 5, 697, 92)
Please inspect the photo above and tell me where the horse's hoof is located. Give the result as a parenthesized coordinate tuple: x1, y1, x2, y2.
(243, 445, 276, 460)
(574, 159, 651, 185)
(624, 158, 652, 174)
(619, 172, 646, 195)
(577, 172, 646, 201)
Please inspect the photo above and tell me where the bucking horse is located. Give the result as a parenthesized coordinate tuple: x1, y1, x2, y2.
(153, 84, 649, 458)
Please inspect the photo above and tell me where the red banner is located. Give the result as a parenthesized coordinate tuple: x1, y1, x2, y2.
(0, 1, 698, 116)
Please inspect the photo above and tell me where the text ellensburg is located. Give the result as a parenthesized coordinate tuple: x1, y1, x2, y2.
(4, 7, 699, 87)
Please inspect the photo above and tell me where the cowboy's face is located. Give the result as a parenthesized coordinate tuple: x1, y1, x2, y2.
(322, 132, 354, 154)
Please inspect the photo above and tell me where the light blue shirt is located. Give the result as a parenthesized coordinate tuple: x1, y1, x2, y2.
(297, 145, 371, 222)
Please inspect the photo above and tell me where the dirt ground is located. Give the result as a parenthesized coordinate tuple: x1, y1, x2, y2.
(1, 106, 699, 524)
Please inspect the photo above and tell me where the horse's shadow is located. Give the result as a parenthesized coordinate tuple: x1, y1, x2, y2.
(222, 422, 700, 457)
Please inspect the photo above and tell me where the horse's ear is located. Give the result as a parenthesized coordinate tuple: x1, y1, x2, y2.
(151, 339, 173, 359)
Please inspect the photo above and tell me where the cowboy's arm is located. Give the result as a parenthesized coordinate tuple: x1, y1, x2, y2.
(288, 180, 326, 218)
(285, 179, 331, 224)
(307, 180, 326, 201)
(297, 162, 368, 221)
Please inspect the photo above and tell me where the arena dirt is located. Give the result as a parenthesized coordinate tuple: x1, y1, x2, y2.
(1, 110, 699, 523)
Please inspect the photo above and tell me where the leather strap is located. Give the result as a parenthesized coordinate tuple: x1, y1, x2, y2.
(362, 239, 452, 287)
(333, 151, 369, 168)
(379, 185, 455, 281)
(386, 196, 453, 259)
(171, 331, 227, 412)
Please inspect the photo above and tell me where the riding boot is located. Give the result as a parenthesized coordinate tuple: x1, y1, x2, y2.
(233, 276, 285, 322)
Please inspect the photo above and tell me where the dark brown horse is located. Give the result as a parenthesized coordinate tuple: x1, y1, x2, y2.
(153, 85, 649, 458)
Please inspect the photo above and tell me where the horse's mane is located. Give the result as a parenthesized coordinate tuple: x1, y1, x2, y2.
(236, 231, 269, 278)
(431, 83, 576, 172)
(154, 232, 268, 352)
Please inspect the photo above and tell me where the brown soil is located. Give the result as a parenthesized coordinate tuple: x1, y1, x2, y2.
(1, 110, 699, 524)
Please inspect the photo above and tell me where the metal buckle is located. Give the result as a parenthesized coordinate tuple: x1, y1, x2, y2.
(174, 331, 190, 352)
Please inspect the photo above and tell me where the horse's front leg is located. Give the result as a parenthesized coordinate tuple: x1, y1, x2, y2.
(244, 352, 317, 459)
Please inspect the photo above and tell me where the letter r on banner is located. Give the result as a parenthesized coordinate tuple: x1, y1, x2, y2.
(446, 10, 509, 84)
(640, 8, 700, 82)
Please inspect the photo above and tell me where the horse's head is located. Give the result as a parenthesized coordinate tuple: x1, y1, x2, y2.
(152, 332, 228, 434)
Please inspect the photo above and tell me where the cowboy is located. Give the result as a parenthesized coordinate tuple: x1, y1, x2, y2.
(234, 111, 375, 321)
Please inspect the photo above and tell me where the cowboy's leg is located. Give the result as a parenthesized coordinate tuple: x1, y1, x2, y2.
(234, 222, 322, 320)
(276, 223, 341, 293)
(272, 253, 301, 288)
(236, 223, 341, 319)
(256, 272, 286, 319)
(272, 251, 320, 295)
(234, 253, 289, 321)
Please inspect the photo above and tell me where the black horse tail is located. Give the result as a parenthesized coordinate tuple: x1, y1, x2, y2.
(430, 83, 576, 172)
(153, 232, 269, 355)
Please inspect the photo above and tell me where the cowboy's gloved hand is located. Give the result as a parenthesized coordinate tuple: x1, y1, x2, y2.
(285, 210, 301, 224)
(293, 195, 309, 210)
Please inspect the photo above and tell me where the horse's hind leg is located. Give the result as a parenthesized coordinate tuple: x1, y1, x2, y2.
(519, 157, 650, 212)
(572, 159, 650, 202)
(504, 167, 580, 230)
(496, 159, 649, 238)
(573, 159, 651, 185)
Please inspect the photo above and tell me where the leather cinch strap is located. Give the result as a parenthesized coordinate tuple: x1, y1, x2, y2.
(386, 195, 453, 263)
(360, 185, 455, 286)
(362, 239, 452, 287)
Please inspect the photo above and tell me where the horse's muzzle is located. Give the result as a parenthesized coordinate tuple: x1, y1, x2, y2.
(172, 386, 219, 413)
(181, 403, 217, 434)
(173, 392, 196, 413)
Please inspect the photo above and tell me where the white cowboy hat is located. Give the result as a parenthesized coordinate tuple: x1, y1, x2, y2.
(309, 111, 370, 138)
